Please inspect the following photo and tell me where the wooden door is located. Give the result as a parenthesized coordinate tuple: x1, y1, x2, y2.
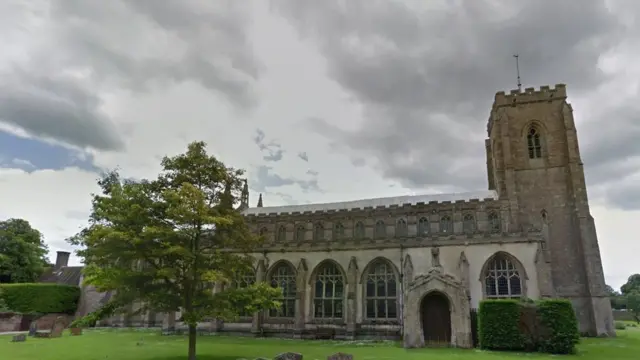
(421, 292, 451, 346)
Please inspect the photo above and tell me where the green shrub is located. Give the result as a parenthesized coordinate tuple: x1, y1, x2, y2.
(478, 299, 525, 350)
(0, 283, 80, 314)
(615, 321, 627, 330)
(536, 299, 580, 354)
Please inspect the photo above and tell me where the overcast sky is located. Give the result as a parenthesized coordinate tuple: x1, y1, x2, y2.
(1, 0, 638, 290)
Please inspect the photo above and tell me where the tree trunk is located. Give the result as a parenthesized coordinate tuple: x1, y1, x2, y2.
(187, 324, 197, 360)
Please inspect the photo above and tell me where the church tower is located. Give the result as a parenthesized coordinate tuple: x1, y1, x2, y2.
(486, 84, 614, 336)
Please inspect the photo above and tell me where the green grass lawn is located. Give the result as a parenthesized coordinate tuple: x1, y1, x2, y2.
(1, 327, 639, 360)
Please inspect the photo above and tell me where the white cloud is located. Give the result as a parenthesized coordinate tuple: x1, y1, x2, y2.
(0, 167, 100, 265)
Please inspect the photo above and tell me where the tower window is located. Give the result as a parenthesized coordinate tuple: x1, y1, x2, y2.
(527, 127, 542, 159)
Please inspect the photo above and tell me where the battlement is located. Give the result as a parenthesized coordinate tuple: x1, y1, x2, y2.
(493, 84, 567, 107)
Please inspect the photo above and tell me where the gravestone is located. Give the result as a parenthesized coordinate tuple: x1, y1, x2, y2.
(50, 316, 66, 338)
(327, 353, 353, 360)
(11, 334, 26, 342)
(28, 321, 37, 336)
(70, 327, 83, 336)
(273, 352, 303, 360)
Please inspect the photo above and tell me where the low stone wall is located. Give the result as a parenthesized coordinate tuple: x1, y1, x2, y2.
(0, 313, 74, 333)
(0, 313, 22, 332)
(36, 314, 73, 330)
(613, 310, 636, 322)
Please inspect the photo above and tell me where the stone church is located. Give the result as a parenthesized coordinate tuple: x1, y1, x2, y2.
(100, 84, 615, 347)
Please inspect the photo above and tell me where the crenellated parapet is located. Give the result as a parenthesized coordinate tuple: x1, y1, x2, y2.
(487, 84, 568, 136)
(494, 84, 567, 107)
(239, 190, 543, 252)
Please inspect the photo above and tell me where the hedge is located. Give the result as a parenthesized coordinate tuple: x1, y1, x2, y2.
(478, 299, 525, 350)
(477, 298, 580, 355)
(0, 283, 80, 314)
(537, 299, 580, 354)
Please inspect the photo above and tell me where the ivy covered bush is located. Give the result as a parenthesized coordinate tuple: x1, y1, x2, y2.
(478, 299, 525, 350)
(477, 298, 580, 355)
(537, 299, 580, 354)
(0, 283, 80, 314)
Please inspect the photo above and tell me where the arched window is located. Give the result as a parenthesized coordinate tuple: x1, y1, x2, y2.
(375, 220, 386, 239)
(365, 261, 398, 320)
(488, 212, 501, 233)
(463, 214, 475, 233)
(235, 270, 256, 316)
(314, 223, 324, 241)
(269, 263, 296, 318)
(484, 254, 523, 299)
(277, 226, 287, 242)
(334, 222, 345, 240)
(259, 227, 268, 237)
(541, 209, 548, 223)
(395, 219, 408, 237)
(313, 262, 344, 319)
(418, 217, 429, 236)
(440, 215, 453, 234)
(354, 221, 365, 240)
(295, 225, 306, 241)
(527, 126, 542, 159)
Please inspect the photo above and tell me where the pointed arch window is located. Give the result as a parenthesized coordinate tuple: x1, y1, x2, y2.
(527, 126, 542, 159)
(374, 220, 386, 239)
(418, 217, 429, 236)
(269, 263, 296, 318)
(334, 222, 345, 240)
(354, 221, 365, 240)
(463, 214, 476, 234)
(395, 219, 408, 237)
(314, 223, 324, 241)
(484, 254, 523, 299)
(277, 225, 287, 242)
(313, 262, 344, 319)
(259, 227, 268, 237)
(365, 261, 398, 320)
(235, 270, 256, 316)
(440, 215, 453, 234)
(295, 225, 306, 241)
(488, 212, 501, 233)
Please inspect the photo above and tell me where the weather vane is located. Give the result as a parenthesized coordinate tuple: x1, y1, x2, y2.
(513, 54, 522, 91)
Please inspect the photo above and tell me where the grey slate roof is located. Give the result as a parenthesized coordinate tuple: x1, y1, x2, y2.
(40, 266, 83, 286)
(242, 190, 499, 216)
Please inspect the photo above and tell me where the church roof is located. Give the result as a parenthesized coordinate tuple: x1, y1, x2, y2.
(242, 190, 499, 216)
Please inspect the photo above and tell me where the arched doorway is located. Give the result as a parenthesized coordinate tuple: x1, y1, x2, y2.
(420, 291, 451, 346)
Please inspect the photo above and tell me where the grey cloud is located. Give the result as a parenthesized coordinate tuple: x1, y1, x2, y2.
(298, 152, 309, 162)
(271, 0, 633, 194)
(350, 157, 366, 167)
(253, 129, 285, 162)
(47, 1, 261, 109)
(307, 169, 319, 176)
(603, 183, 640, 211)
(251, 165, 322, 194)
(0, 71, 124, 151)
(1, 1, 261, 150)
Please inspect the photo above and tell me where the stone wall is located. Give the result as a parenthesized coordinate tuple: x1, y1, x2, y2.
(0, 313, 22, 332)
(160, 242, 539, 341)
(0, 313, 73, 333)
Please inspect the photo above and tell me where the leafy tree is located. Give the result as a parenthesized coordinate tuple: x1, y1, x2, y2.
(626, 291, 640, 324)
(0, 219, 49, 283)
(621, 274, 640, 295)
(605, 284, 619, 296)
(68, 142, 281, 360)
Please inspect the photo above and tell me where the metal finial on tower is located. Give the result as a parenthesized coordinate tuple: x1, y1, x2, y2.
(257, 193, 263, 208)
(513, 54, 522, 91)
